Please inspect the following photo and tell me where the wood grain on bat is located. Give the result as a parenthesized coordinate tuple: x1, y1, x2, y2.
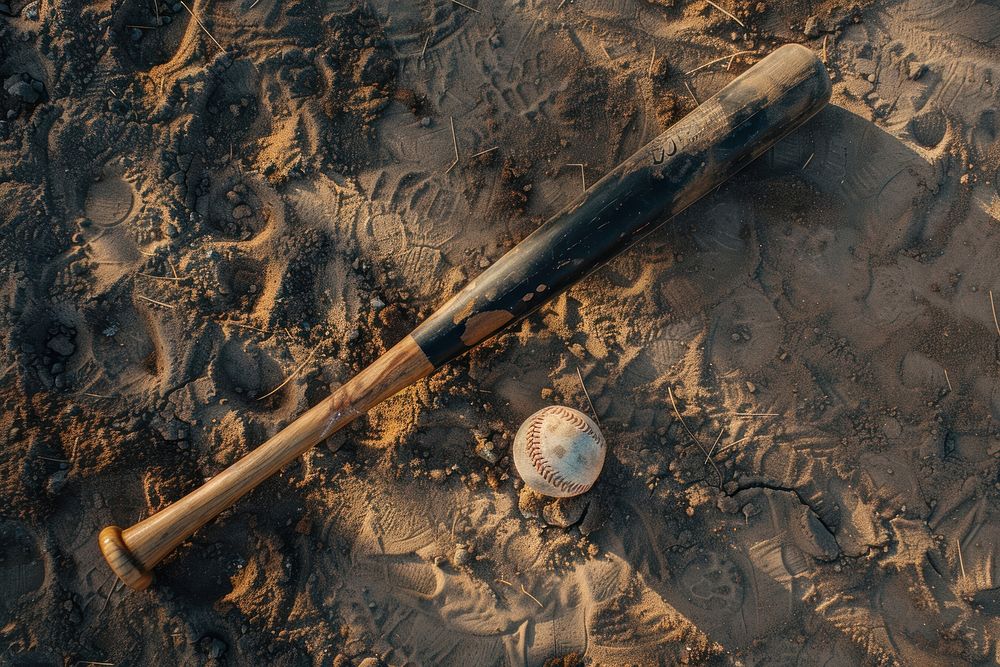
(99, 336, 432, 589)
(99, 45, 830, 589)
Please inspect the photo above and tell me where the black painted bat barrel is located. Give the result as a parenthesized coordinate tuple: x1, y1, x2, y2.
(412, 44, 830, 366)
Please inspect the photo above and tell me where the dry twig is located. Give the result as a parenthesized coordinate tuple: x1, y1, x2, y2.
(36, 455, 70, 463)
(138, 272, 183, 281)
(685, 50, 755, 76)
(667, 386, 722, 485)
(98, 579, 122, 619)
(179, 1, 226, 52)
(705, 0, 745, 27)
(704, 429, 725, 464)
(470, 146, 498, 158)
(957, 538, 967, 579)
(221, 320, 273, 335)
(576, 365, 601, 428)
(520, 584, 544, 608)
(715, 434, 753, 456)
(684, 80, 699, 105)
(448, 0, 480, 12)
(991, 290, 1000, 337)
(259, 342, 321, 401)
(445, 116, 459, 174)
(136, 294, 176, 309)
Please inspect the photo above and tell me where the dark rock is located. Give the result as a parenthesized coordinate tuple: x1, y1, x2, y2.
(473, 430, 500, 463)
(4, 75, 41, 104)
(208, 638, 227, 659)
(803, 15, 821, 37)
(517, 486, 544, 518)
(578, 498, 605, 535)
(542, 495, 589, 528)
(452, 545, 472, 567)
(47, 469, 68, 494)
(716, 494, 741, 514)
(47, 334, 75, 356)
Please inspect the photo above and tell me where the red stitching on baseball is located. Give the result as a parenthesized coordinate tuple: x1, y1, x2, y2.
(524, 406, 604, 494)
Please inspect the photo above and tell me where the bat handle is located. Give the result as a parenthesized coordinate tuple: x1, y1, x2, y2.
(99, 336, 433, 589)
(99, 525, 153, 590)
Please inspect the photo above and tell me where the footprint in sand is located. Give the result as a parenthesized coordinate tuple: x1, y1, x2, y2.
(115, 2, 191, 73)
(709, 287, 783, 375)
(213, 338, 289, 412)
(678, 550, 746, 613)
(369, 0, 475, 55)
(204, 60, 261, 145)
(68, 275, 176, 401)
(337, 493, 713, 665)
(203, 170, 270, 241)
(81, 165, 142, 290)
(207, 252, 267, 313)
(0, 520, 46, 624)
(84, 171, 135, 225)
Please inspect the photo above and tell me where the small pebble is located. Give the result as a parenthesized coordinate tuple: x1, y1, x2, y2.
(453, 545, 471, 566)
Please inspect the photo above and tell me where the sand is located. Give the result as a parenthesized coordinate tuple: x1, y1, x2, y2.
(1, 0, 999, 664)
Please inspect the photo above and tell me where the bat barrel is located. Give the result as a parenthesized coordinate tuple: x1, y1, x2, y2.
(411, 43, 830, 366)
(99, 44, 829, 590)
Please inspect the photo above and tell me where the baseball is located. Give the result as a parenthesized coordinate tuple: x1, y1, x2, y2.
(513, 406, 606, 498)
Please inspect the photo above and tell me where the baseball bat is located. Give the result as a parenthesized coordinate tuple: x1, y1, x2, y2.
(100, 44, 830, 589)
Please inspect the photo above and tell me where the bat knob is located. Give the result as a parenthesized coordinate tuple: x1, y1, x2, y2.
(99, 526, 153, 591)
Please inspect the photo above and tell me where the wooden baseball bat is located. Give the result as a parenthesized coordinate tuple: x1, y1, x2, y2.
(100, 44, 830, 589)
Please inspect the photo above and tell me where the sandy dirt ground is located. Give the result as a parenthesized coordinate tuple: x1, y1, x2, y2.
(2, 0, 1000, 664)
